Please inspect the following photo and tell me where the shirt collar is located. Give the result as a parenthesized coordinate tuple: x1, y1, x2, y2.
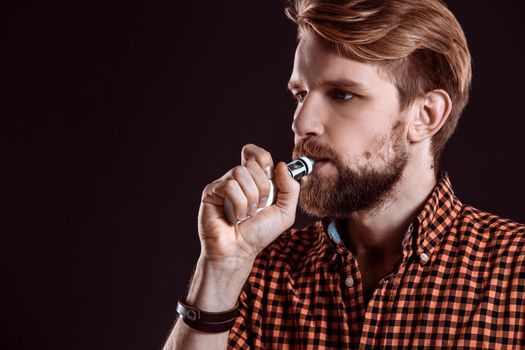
(320, 218, 347, 254)
(320, 172, 462, 261)
(411, 172, 463, 261)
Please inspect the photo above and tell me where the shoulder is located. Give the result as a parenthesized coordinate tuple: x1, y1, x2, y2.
(456, 204, 525, 255)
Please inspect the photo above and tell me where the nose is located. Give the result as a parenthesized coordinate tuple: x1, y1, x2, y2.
(291, 95, 324, 138)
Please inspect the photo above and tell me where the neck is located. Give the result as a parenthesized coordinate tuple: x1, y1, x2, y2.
(343, 155, 437, 259)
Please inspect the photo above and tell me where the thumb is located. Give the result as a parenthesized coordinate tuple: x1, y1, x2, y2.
(273, 162, 300, 213)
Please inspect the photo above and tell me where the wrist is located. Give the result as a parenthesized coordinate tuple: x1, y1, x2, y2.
(185, 255, 254, 312)
(199, 254, 256, 272)
(177, 297, 239, 333)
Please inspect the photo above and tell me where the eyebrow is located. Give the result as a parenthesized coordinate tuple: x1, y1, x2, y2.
(287, 78, 369, 92)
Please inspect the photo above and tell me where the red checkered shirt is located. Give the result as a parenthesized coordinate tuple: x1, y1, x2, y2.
(228, 174, 525, 349)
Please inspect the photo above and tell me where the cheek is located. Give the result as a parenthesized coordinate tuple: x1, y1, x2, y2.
(362, 123, 407, 167)
(369, 136, 394, 164)
(330, 105, 392, 144)
(323, 101, 404, 167)
(326, 123, 385, 165)
(350, 131, 399, 169)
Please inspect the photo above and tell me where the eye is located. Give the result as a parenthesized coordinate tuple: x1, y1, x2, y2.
(330, 89, 354, 101)
(290, 91, 306, 103)
(291, 91, 307, 103)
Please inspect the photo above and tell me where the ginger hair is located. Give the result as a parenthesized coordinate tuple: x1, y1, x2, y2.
(285, 0, 472, 169)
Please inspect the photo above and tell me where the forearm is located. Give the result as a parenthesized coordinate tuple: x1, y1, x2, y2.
(163, 256, 254, 350)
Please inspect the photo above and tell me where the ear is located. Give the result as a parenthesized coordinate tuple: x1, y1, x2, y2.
(407, 89, 452, 143)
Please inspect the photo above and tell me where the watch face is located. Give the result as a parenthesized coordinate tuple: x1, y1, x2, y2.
(187, 309, 197, 321)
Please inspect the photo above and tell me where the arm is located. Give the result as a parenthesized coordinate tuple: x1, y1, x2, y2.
(162, 257, 253, 350)
(163, 144, 300, 350)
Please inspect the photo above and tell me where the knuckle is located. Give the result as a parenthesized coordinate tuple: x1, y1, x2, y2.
(224, 179, 237, 192)
(241, 143, 255, 153)
(244, 159, 258, 169)
(242, 144, 267, 160)
(246, 161, 265, 178)
(258, 152, 273, 165)
(201, 183, 213, 200)
(241, 144, 258, 160)
(231, 165, 246, 179)
(203, 183, 213, 193)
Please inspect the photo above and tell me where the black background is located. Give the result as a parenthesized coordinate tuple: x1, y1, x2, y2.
(3, 1, 524, 349)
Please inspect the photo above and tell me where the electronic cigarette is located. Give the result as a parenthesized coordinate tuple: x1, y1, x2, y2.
(224, 156, 314, 225)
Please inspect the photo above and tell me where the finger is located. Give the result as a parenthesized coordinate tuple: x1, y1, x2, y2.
(231, 165, 260, 216)
(273, 161, 300, 214)
(212, 179, 248, 221)
(244, 159, 271, 208)
(241, 144, 274, 178)
(201, 182, 223, 206)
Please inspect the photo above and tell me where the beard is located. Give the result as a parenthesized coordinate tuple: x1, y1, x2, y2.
(293, 120, 409, 219)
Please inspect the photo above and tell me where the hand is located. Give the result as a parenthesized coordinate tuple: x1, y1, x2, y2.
(198, 144, 300, 263)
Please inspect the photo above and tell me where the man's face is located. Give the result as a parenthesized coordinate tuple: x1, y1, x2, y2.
(289, 34, 410, 218)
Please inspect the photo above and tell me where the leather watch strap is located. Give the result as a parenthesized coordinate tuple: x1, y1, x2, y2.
(176, 298, 240, 333)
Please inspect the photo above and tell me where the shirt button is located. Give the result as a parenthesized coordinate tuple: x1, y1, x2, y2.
(420, 252, 429, 263)
(345, 277, 354, 287)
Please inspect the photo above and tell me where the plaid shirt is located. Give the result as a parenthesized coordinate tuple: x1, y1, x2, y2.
(228, 174, 525, 349)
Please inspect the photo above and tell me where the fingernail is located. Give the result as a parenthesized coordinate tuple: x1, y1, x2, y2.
(239, 211, 247, 220)
(259, 197, 268, 208)
(265, 166, 274, 178)
(249, 203, 258, 216)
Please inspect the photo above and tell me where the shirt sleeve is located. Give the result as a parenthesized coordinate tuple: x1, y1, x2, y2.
(227, 232, 288, 349)
(227, 253, 269, 350)
(227, 284, 253, 349)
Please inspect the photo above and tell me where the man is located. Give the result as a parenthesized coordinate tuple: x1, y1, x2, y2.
(164, 0, 525, 348)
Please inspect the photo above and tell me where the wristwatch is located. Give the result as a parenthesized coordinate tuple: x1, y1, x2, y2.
(176, 297, 239, 333)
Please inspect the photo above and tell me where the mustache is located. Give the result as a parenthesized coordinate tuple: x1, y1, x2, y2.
(293, 138, 340, 162)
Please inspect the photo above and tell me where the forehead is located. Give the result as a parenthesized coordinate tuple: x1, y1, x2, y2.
(290, 35, 394, 91)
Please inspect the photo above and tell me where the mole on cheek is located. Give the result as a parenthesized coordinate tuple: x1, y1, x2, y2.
(364, 151, 372, 159)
